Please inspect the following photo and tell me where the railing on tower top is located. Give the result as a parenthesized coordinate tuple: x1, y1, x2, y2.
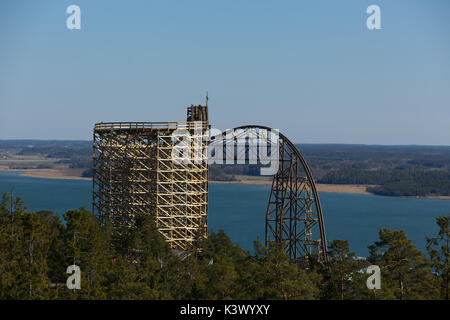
(94, 121, 209, 131)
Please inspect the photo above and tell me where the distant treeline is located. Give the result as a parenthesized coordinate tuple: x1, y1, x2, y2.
(209, 164, 260, 181)
(1, 140, 449, 197)
(18, 146, 91, 160)
(301, 144, 450, 197)
(318, 168, 450, 197)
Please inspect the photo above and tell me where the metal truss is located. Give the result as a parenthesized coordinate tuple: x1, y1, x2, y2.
(210, 126, 328, 263)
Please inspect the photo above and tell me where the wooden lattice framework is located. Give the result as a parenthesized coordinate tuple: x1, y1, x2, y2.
(92, 100, 328, 263)
(93, 121, 208, 250)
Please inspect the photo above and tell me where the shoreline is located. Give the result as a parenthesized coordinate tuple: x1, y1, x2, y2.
(0, 166, 91, 181)
(209, 180, 450, 199)
(1, 167, 449, 200)
(210, 180, 372, 195)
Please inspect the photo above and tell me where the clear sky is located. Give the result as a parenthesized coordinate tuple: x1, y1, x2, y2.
(0, 0, 449, 144)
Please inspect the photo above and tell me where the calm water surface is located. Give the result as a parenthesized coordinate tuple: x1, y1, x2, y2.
(1, 171, 449, 257)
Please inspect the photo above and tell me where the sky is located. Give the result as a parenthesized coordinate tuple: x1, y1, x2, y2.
(0, 0, 449, 145)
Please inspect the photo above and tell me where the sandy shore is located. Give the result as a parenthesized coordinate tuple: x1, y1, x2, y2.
(0, 166, 91, 181)
(209, 179, 371, 195)
(316, 184, 371, 194)
(1, 167, 369, 194)
(2, 167, 449, 199)
(422, 195, 450, 200)
(209, 180, 450, 199)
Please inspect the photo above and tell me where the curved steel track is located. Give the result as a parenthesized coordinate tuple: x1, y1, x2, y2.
(210, 125, 328, 263)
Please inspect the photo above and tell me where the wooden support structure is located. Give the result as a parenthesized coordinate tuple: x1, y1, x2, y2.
(93, 120, 209, 251)
(92, 99, 328, 263)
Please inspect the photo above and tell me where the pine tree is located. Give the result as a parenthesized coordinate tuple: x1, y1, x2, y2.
(38, 210, 66, 296)
(0, 193, 54, 299)
(0, 193, 20, 299)
(61, 208, 111, 299)
(426, 215, 450, 300)
(320, 240, 369, 300)
(252, 239, 320, 300)
(369, 228, 439, 300)
(16, 211, 53, 299)
(192, 230, 239, 299)
(120, 213, 173, 299)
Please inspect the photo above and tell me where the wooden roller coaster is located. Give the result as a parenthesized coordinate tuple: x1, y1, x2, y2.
(93, 98, 328, 263)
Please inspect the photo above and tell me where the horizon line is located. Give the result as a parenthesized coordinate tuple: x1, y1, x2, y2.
(0, 138, 449, 148)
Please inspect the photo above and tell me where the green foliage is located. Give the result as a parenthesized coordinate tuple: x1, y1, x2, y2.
(251, 240, 320, 300)
(106, 213, 188, 299)
(321, 168, 449, 197)
(192, 230, 241, 299)
(368, 229, 440, 300)
(0, 193, 446, 300)
(0, 194, 54, 299)
(59, 208, 112, 299)
(2, 140, 450, 197)
(319, 240, 369, 300)
(426, 215, 450, 300)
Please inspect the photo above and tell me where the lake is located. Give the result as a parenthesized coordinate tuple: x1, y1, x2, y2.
(1, 170, 449, 257)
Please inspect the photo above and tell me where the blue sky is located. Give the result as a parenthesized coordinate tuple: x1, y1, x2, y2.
(0, 0, 449, 144)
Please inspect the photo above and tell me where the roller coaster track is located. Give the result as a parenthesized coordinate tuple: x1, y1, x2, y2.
(210, 126, 328, 263)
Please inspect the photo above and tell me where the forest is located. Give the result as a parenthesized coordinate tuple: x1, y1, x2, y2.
(209, 144, 450, 197)
(1, 141, 449, 197)
(0, 193, 448, 300)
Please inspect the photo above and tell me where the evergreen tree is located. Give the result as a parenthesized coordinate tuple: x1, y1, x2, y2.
(0, 193, 22, 299)
(319, 240, 369, 300)
(106, 255, 155, 299)
(61, 208, 111, 299)
(0, 193, 54, 299)
(16, 211, 53, 299)
(192, 230, 240, 299)
(252, 239, 320, 300)
(186, 230, 261, 300)
(426, 215, 450, 300)
(117, 213, 174, 299)
(38, 210, 66, 296)
(369, 228, 439, 300)
(1, 192, 447, 301)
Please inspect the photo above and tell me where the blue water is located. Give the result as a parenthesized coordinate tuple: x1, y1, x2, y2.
(1, 171, 449, 257)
